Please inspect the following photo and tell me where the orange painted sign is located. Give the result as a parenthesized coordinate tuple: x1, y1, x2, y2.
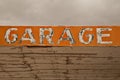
(0, 26, 120, 46)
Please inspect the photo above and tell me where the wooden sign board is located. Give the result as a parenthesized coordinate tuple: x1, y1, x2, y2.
(0, 26, 120, 46)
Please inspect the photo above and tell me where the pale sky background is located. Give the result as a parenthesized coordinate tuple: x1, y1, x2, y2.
(0, 0, 120, 26)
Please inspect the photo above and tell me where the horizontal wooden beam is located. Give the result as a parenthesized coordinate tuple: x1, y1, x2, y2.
(0, 26, 120, 46)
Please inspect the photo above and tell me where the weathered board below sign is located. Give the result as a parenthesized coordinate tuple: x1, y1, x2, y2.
(0, 26, 120, 46)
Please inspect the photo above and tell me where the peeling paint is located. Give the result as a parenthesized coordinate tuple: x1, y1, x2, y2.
(21, 28, 36, 44)
(97, 28, 112, 44)
(58, 28, 75, 44)
(4, 28, 18, 44)
(79, 28, 94, 44)
(40, 28, 54, 44)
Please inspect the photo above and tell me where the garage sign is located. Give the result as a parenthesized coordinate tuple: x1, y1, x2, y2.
(0, 26, 120, 46)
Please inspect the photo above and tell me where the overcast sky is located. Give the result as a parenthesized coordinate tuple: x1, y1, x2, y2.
(0, 0, 120, 26)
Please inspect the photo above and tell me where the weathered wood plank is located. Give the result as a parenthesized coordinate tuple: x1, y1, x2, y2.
(0, 78, 35, 80)
(0, 47, 21, 53)
(0, 47, 120, 80)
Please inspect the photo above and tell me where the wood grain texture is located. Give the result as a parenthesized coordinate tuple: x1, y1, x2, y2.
(0, 47, 120, 80)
